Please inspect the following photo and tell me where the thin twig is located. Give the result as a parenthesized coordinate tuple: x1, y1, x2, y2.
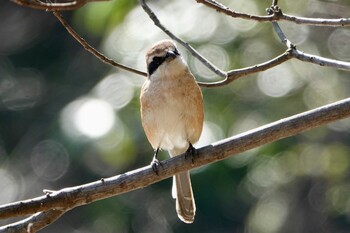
(197, 50, 293, 87)
(52, 11, 147, 77)
(196, 0, 350, 27)
(11, 0, 108, 11)
(291, 49, 350, 71)
(139, 0, 227, 79)
(270, 17, 350, 71)
(1, 97, 350, 220)
(272, 0, 278, 6)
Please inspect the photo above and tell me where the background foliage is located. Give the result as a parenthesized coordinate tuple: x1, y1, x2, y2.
(1, 0, 350, 232)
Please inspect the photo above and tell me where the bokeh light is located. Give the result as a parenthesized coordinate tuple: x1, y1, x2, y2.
(257, 63, 302, 97)
(0, 168, 22, 204)
(74, 99, 115, 138)
(94, 73, 135, 109)
(30, 140, 70, 181)
(60, 97, 115, 139)
(327, 29, 350, 61)
(0, 68, 44, 111)
(248, 193, 289, 233)
(192, 44, 230, 80)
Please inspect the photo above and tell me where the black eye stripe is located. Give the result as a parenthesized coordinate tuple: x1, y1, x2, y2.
(147, 56, 167, 76)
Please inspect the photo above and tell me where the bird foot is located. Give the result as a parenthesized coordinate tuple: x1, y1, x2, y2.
(185, 143, 197, 164)
(151, 148, 162, 175)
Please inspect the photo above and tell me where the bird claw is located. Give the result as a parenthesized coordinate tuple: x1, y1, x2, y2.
(185, 143, 197, 164)
(151, 148, 161, 175)
(151, 158, 162, 175)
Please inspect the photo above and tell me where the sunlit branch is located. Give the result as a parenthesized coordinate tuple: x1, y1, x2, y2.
(141, 0, 350, 88)
(11, 0, 108, 11)
(196, 0, 350, 27)
(197, 50, 293, 87)
(139, 0, 227, 79)
(271, 20, 350, 71)
(53, 12, 147, 77)
(271, 21, 295, 48)
(291, 49, 350, 71)
(1, 97, 350, 222)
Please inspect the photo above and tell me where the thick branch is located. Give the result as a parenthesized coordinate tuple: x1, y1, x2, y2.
(196, 0, 350, 27)
(1, 97, 350, 221)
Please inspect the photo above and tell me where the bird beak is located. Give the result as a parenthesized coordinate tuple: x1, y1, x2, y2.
(166, 50, 177, 59)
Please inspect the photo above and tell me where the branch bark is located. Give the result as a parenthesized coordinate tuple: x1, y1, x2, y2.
(11, 0, 109, 11)
(1, 97, 350, 226)
(140, 0, 350, 88)
(53, 11, 147, 77)
(0, 210, 65, 233)
(139, 0, 227, 79)
(12, 0, 350, 88)
(196, 0, 350, 27)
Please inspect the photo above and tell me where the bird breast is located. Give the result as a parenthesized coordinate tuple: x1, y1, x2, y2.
(140, 69, 203, 152)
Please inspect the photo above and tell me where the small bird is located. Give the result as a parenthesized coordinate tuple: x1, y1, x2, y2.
(140, 40, 204, 223)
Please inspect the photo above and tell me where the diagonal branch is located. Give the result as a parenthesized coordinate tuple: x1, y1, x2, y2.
(139, 0, 227, 79)
(198, 50, 293, 87)
(1, 97, 350, 222)
(52, 11, 147, 77)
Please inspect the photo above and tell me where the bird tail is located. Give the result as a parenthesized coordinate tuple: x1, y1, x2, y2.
(169, 148, 196, 224)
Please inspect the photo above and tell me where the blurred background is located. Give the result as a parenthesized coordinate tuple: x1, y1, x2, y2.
(1, 0, 350, 232)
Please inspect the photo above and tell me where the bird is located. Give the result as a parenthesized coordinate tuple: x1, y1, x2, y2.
(140, 40, 204, 223)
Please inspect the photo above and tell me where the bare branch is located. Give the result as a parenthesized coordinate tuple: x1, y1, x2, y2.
(197, 50, 293, 87)
(271, 21, 295, 48)
(11, 0, 108, 11)
(1, 97, 350, 220)
(140, 0, 350, 88)
(281, 13, 350, 27)
(196, 0, 350, 27)
(53, 12, 147, 77)
(291, 49, 350, 71)
(270, 21, 350, 71)
(139, 0, 227, 79)
(0, 210, 65, 233)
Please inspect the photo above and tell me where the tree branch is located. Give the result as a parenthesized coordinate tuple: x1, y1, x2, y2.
(11, 0, 108, 11)
(139, 0, 227, 79)
(52, 11, 147, 77)
(196, 0, 350, 27)
(270, 20, 350, 71)
(198, 50, 293, 87)
(1, 97, 350, 223)
(0, 210, 65, 233)
(140, 0, 350, 88)
(12, 0, 350, 88)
